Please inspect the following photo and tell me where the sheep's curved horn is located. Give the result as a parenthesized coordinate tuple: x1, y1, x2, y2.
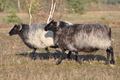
(17, 23, 23, 31)
(54, 20, 59, 27)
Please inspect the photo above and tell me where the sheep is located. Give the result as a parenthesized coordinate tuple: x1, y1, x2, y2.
(9, 22, 73, 60)
(44, 20, 115, 65)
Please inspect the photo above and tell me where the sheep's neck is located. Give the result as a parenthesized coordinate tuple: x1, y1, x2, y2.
(53, 29, 63, 46)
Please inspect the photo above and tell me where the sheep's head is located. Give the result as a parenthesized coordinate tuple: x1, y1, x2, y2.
(9, 23, 22, 36)
(44, 20, 59, 31)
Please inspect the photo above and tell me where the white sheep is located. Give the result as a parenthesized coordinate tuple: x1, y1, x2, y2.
(9, 21, 73, 60)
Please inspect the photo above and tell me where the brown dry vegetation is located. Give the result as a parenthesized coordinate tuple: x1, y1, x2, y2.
(0, 11, 120, 80)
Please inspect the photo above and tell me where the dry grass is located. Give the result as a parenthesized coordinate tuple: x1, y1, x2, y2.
(0, 11, 120, 80)
(62, 11, 120, 28)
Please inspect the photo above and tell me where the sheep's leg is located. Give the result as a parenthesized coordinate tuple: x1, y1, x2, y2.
(106, 46, 115, 64)
(108, 47, 115, 64)
(45, 47, 53, 58)
(75, 52, 82, 64)
(50, 45, 59, 48)
(67, 51, 72, 60)
(31, 48, 37, 60)
(56, 50, 65, 65)
(105, 50, 110, 65)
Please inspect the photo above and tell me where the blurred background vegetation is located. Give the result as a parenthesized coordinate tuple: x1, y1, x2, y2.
(0, 0, 120, 12)
(0, 0, 120, 24)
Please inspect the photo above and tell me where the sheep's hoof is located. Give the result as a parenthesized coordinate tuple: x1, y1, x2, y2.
(56, 60, 61, 65)
(67, 56, 72, 61)
(77, 60, 82, 65)
(32, 56, 37, 60)
(104, 61, 109, 65)
(67, 57, 72, 61)
(30, 53, 37, 60)
(75, 56, 82, 65)
(110, 60, 115, 64)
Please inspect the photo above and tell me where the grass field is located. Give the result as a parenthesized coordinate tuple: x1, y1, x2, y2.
(0, 11, 120, 80)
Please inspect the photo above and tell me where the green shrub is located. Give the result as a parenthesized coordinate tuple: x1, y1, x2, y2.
(101, 16, 106, 20)
(3, 10, 23, 24)
(68, 0, 85, 14)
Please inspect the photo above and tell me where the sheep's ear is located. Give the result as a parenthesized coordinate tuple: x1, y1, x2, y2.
(54, 20, 59, 27)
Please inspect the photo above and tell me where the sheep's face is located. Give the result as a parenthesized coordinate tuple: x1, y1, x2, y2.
(9, 24, 22, 36)
(44, 20, 59, 31)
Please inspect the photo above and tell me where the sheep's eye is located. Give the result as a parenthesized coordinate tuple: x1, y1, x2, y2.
(14, 27, 19, 30)
(50, 24, 53, 26)
(14, 27, 17, 29)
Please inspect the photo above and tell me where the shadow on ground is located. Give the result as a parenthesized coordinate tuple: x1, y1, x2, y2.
(15, 50, 107, 63)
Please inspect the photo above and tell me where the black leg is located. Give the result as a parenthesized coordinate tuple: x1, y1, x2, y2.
(56, 49, 65, 65)
(75, 52, 82, 64)
(105, 50, 110, 65)
(45, 47, 50, 53)
(67, 51, 72, 60)
(31, 48, 37, 60)
(106, 46, 115, 64)
(45, 47, 53, 58)
(50, 45, 59, 48)
(109, 47, 115, 64)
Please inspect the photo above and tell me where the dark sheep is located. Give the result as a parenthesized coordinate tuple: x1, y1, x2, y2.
(44, 20, 115, 65)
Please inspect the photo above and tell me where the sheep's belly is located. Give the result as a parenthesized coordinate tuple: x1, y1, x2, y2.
(27, 38, 54, 49)
(78, 47, 99, 52)
(58, 41, 111, 52)
(63, 45, 97, 52)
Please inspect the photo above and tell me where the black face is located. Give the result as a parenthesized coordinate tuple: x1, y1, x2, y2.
(9, 25, 21, 36)
(44, 20, 57, 31)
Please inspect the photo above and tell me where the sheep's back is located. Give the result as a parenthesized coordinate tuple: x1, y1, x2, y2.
(55, 23, 111, 51)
